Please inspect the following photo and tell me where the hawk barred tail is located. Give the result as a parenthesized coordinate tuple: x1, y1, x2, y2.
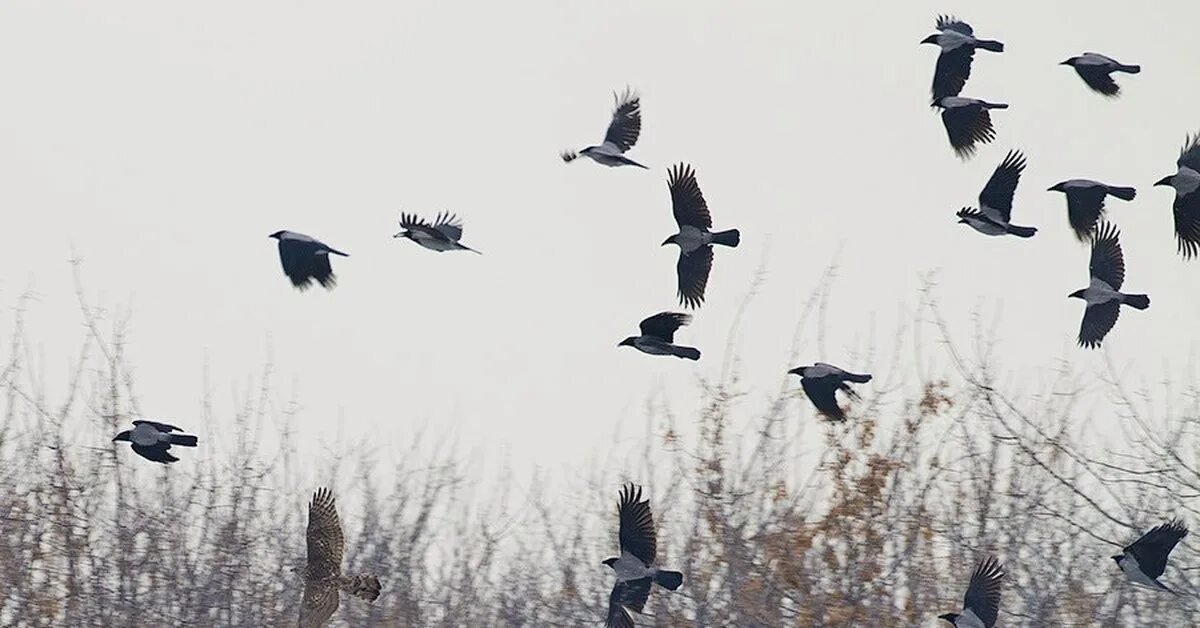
(340, 574, 382, 602)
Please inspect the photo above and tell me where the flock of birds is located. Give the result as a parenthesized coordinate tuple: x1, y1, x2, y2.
(98, 13, 1198, 628)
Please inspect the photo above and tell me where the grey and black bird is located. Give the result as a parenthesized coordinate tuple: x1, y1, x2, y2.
(1153, 132, 1200, 259)
(787, 362, 872, 422)
(921, 16, 1004, 104)
(112, 420, 198, 464)
(956, 150, 1036, 237)
(1113, 519, 1188, 594)
(393, 212, 481, 254)
(268, 231, 348, 291)
(661, 163, 740, 309)
(934, 97, 1008, 159)
(1048, 179, 1137, 241)
(938, 556, 1004, 628)
(562, 87, 647, 169)
(603, 483, 683, 628)
(1069, 222, 1149, 349)
(1060, 53, 1140, 97)
(618, 312, 700, 361)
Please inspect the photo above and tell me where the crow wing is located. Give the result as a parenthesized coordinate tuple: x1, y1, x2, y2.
(616, 483, 657, 566)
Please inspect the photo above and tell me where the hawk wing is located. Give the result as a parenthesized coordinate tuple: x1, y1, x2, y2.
(616, 483, 657, 566)
(668, 163, 712, 229)
(298, 583, 340, 628)
(306, 488, 344, 580)
(602, 88, 641, 153)
(962, 556, 1004, 628)
(639, 312, 689, 343)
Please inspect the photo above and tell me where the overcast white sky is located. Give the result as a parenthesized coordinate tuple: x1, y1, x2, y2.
(1, 1, 1198, 487)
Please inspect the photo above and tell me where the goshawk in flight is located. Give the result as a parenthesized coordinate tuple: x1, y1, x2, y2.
(269, 231, 349, 291)
(603, 483, 683, 628)
(112, 420, 198, 464)
(393, 211, 481, 254)
(562, 87, 647, 169)
(662, 163, 740, 309)
(296, 487, 382, 628)
(939, 555, 1004, 628)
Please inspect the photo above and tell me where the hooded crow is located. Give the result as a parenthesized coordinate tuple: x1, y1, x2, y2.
(112, 420, 198, 464)
(393, 211, 480, 254)
(921, 16, 1004, 104)
(618, 312, 700, 361)
(1060, 53, 1140, 97)
(561, 87, 646, 169)
(1153, 132, 1200, 259)
(1113, 519, 1188, 594)
(956, 150, 1036, 237)
(268, 231, 348, 291)
(787, 362, 871, 422)
(296, 488, 382, 628)
(938, 555, 1004, 628)
(1069, 222, 1149, 348)
(934, 97, 1008, 159)
(1048, 179, 1137, 241)
(603, 483, 683, 628)
(662, 164, 740, 309)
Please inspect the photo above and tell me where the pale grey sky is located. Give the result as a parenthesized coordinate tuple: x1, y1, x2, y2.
(1, 1, 1198, 483)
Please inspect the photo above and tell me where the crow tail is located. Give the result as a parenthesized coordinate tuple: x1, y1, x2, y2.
(712, 229, 740, 247)
(1123, 294, 1150, 310)
(844, 372, 872, 384)
(169, 434, 198, 447)
(672, 346, 701, 361)
(1107, 186, 1137, 201)
(1116, 64, 1141, 74)
(975, 39, 1004, 53)
(1006, 224, 1037, 238)
(654, 570, 684, 591)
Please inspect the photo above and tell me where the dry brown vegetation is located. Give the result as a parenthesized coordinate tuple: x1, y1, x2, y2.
(0, 276, 1196, 627)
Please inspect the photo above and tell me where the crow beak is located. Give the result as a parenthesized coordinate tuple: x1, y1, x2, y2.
(1154, 176, 1173, 187)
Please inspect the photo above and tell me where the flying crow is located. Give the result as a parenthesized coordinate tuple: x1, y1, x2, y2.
(296, 488, 382, 628)
(921, 16, 1004, 104)
(1060, 53, 1140, 97)
(618, 312, 700, 361)
(562, 87, 647, 169)
(1153, 132, 1200, 259)
(787, 362, 871, 422)
(603, 483, 683, 628)
(1069, 222, 1149, 348)
(956, 150, 1036, 237)
(1048, 179, 1137, 241)
(938, 555, 1004, 628)
(1113, 519, 1188, 594)
(112, 420, 198, 464)
(662, 163, 740, 309)
(268, 231, 348, 291)
(934, 97, 1008, 159)
(393, 212, 481, 254)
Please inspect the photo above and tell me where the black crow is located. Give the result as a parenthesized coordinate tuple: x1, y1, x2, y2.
(787, 363, 871, 422)
(1113, 519, 1188, 594)
(934, 97, 1008, 159)
(618, 312, 700, 361)
(112, 420, 198, 464)
(1048, 179, 1137, 241)
(603, 484, 683, 628)
(268, 231, 348, 291)
(938, 556, 1004, 628)
(1153, 132, 1200, 259)
(393, 212, 481, 254)
(921, 16, 1004, 104)
(562, 87, 647, 169)
(1069, 222, 1149, 348)
(956, 150, 1036, 237)
(1060, 53, 1140, 97)
(662, 164, 739, 309)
